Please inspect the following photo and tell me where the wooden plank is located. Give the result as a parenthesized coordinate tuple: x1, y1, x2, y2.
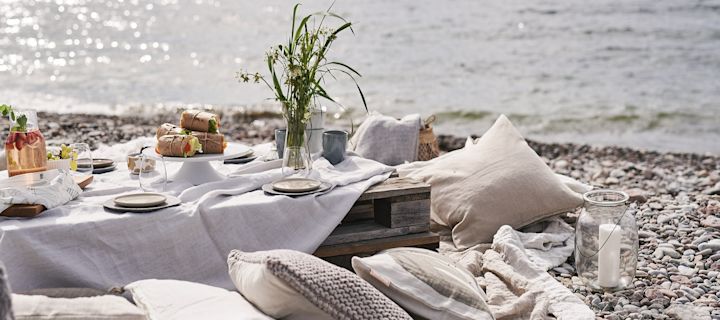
(314, 232, 439, 258)
(358, 177, 430, 201)
(0, 175, 93, 218)
(374, 198, 430, 228)
(321, 220, 429, 246)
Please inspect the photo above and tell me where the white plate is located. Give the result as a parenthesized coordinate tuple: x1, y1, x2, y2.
(104, 196, 181, 213)
(143, 143, 253, 162)
(272, 178, 322, 193)
(262, 182, 331, 197)
(114, 193, 167, 208)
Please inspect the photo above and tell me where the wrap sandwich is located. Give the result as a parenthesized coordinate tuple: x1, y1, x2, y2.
(180, 110, 220, 133)
(156, 123, 226, 154)
(156, 135, 203, 157)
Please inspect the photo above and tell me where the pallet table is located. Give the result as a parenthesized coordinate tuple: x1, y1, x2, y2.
(314, 176, 438, 269)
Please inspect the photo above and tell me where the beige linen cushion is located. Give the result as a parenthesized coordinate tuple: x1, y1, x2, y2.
(11, 294, 146, 320)
(398, 114, 583, 248)
(352, 248, 494, 320)
(227, 249, 412, 320)
(125, 279, 270, 320)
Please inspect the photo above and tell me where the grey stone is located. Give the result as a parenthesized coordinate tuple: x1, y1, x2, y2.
(698, 239, 720, 252)
(665, 304, 711, 320)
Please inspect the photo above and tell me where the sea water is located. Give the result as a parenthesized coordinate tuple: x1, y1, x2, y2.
(0, 0, 718, 153)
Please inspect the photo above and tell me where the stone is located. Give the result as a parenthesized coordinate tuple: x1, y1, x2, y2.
(678, 265, 698, 277)
(626, 188, 650, 203)
(605, 176, 620, 185)
(654, 247, 681, 259)
(698, 239, 720, 252)
(700, 215, 720, 228)
(554, 159, 568, 169)
(665, 304, 711, 320)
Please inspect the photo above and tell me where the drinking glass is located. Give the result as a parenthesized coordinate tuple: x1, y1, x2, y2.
(138, 152, 167, 193)
(70, 143, 93, 176)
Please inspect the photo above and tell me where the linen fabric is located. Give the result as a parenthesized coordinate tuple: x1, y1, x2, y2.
(352, 248, 494, 320)
(227, 249, 412, 320)
(0, 170, 82, 213)
(125, 279, 271, 320)
(0, 138, 392, 291)
(349, 112, 421, 165)
(397, 114, 583, 247)
(0, 263, 13, 320)
(442, 217, 595, 319)
(11, 294, 145, 320)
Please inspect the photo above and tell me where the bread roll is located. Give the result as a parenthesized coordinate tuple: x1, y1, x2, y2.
(156, 123, 225, 154)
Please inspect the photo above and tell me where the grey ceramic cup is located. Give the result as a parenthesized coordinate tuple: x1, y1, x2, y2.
(275, 129, 286, 159)
(322, 130, 348, 165)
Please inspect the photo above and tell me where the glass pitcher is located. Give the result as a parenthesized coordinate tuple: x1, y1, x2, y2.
(5, 110, 47, 177)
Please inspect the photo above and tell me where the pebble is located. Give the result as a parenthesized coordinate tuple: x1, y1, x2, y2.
(698, 239, 720, 252)
(654, 247, 681, 259)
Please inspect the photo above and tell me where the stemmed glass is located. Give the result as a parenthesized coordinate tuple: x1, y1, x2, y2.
(70, 143, 93, 177)
(138, 148, 168, 193)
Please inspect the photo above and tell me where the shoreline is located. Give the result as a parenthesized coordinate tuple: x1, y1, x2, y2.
(2, 111, 719, 317)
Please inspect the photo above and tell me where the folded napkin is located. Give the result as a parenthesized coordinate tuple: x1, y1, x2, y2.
(0, 170, 82, 213)
(349, 113, 421, 166)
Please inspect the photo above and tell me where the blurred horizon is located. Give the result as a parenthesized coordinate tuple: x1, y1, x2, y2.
(0, 0, 718, 154)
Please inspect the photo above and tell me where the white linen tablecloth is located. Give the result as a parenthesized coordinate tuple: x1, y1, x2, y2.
(0, 140, 392, 291)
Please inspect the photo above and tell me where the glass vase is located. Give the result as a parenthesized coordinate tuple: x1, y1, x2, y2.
(5, 110, 47, 177)
(282, 117, 312, 177)
(575, 190, 638, 291)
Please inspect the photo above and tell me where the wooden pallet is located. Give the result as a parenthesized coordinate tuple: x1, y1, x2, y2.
(314, 176, 438, 268)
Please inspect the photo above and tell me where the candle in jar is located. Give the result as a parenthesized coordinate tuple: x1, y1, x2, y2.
(598, 224, 621, 288)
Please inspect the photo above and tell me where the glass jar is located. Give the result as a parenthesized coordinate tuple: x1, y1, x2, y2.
(5, 110, 47, 177)
(575, 190, 638, 291)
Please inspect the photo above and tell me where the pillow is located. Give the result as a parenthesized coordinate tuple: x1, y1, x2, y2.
(348, 113, 421, 165)
(352, 248, 494, 320)
(398, 114, 583, 247)
(125, 279, 270, 320)
(227, 249, 412, 320)
(11, 294, 145, 320)
(0, 263, 13, 320)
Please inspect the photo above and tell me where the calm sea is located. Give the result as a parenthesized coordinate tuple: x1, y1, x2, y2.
(1, 0, 719, 153)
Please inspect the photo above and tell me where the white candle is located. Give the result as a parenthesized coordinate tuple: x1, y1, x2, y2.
(598, 224, 621, 288)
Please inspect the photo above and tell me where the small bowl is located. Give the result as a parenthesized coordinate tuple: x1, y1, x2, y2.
(127, 152, 155, 175)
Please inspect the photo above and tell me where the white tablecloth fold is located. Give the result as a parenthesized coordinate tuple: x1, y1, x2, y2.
(0, 151, 392, 292)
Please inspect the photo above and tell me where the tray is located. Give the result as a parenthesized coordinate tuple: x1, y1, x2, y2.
(0, 175, 93, 218)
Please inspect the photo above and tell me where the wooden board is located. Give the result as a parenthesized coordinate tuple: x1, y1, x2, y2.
(0, 175, 93, 218)
(315, 232, 440, 258)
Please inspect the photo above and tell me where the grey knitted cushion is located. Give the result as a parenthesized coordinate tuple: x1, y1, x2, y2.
(0, 262, 14, 320)
(228, 249, 412, 320)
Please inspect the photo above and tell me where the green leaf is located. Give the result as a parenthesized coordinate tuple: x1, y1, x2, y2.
(326, 61, 362, 77)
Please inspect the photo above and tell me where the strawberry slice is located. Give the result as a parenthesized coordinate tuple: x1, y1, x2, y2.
(14, 133, 26, 150)
(184, 142, 191, 155)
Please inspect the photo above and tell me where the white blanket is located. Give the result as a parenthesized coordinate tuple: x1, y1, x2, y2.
(0, 139, 393, 291)
(441, 218, 594, 319)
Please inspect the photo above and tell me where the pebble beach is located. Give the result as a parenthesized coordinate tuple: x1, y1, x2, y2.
(15, 111, 720, 319)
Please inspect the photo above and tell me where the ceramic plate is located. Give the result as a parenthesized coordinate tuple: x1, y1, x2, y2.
(262, 182, 331, 197)
(93, 158, 114, 169)
(114, 193, 167, 208)
(93, 164, 117, 174)
(104, 196, 181, 213)
(272, 178, 322, 193)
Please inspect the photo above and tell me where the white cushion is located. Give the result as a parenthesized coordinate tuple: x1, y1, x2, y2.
(125, 279, 270, 320)
(398, 114, 583, 247)
(227, 249, 412, 320)
(352, 248, 493, 320)
(11, 294, 146, 320)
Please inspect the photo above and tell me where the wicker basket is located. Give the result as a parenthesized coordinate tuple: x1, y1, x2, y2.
(418, 115, 440, 161)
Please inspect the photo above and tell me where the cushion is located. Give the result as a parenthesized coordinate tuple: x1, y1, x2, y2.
(398, 114, 583, 247)
(125, 279, 270, 320)
(227, 249, 412, 320)
(352, 248, 493, 320)
(11, 294, 145, 320)
(0, 263, 13, 320)
(348, 113, 421, 165)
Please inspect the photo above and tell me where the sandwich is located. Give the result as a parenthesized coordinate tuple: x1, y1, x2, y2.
(155, 135, 203, 157)
(156, 123, 226, 154)
(180, 110, 220, 134)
